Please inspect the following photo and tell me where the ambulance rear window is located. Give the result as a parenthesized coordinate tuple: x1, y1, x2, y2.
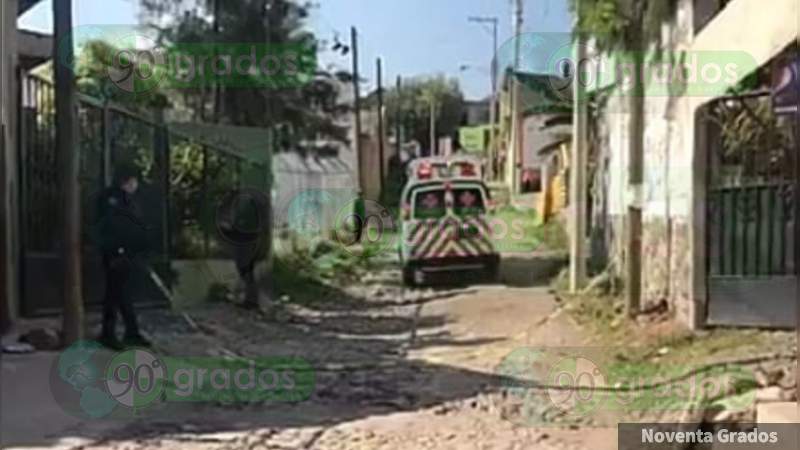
(413, 190, 446, 219)
(453, 188, 485, 216)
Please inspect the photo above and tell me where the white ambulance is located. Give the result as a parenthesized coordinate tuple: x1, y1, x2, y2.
(399, 156, 499, 286)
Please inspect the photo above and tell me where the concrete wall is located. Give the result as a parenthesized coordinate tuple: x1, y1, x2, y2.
(359, 134, 382, 201)
(638, 0, 695, 325)
(337, 79, 361, 195)
(358, 107, 390, 202)
(501, 112, 542, 194)
(271, 74, 361, 235)
(521, 115, 548, 169)
(599, 0, 798, 328)
(498, 84, 518, 194)
(272, 152, 358, 233)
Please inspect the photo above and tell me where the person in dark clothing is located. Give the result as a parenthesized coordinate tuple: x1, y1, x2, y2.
(353, 190, 366, 243)
(217, 189, 269, 310)
(94, 165, 150, 349)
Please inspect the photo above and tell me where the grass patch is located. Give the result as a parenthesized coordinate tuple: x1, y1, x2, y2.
(271, 236, 380, 306)
(537, 220, 569, 251)
(489, 206, 568, 253)
(552, 271, 787, 366)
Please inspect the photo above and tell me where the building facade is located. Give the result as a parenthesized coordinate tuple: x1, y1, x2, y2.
(592, 0, 798, 329)
(498, 70, 571, 195)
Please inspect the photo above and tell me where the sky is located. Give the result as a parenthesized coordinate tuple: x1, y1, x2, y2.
(19, 0, 573, 99)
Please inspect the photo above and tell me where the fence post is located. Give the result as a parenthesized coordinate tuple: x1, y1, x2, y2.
(153, 107, 170, 261)
(102, 103, 111, 186)
(202, 145, 209, 257)
(15, 71, 26, 317)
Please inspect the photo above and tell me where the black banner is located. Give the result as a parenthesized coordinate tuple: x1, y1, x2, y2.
(619, 423, 799, 450)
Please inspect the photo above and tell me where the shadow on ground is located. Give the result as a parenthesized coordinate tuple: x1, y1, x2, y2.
(2, 255, 561, 449)
(499, 252, 568, 288)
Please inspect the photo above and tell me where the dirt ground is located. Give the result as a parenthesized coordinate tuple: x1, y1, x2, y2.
(1, 255, 640, 449)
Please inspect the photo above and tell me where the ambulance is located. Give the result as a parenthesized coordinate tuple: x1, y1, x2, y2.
(399, 156, 500, 286)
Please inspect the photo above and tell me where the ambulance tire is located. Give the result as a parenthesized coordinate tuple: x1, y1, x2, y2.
(484, 260, 500, 283)
(402, 266, 416, 287)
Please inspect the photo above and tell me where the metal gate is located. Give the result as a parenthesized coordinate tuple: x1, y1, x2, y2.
(17, 73, 272, 317)
(17, 73, 170, 316)
(705, 90, 799, 327)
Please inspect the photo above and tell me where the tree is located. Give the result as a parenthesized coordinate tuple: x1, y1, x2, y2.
(568, 0, 679, 315)
(136, 1, 356, 306)
(383, 75, 465, 151)
(138, 0, 347, 142)
(30, 38, 170, 114)
(74, 40, 168, 111)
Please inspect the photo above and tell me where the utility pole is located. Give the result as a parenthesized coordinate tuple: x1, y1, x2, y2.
(351, 27, 364, 191)
(510, 0, 523, 193)
(395, 75, 402, 158)
(213, 0, 222, 122)
(376, 58, 385, 197)
(468, 16, 499, 180)
(54, 0, 83, 344)
(513, 0, 523, 70)
(490, 17, 498, 180)
(569, 6, 588, 292)
(429, 98, 437, 156)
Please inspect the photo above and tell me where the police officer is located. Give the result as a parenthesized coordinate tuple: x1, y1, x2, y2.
(95, 165, 150, 349)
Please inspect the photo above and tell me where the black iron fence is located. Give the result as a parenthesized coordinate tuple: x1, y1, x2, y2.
(705, 91, 798, 278)
(18, 72, 271, 316)
(703, 89, 799, 328)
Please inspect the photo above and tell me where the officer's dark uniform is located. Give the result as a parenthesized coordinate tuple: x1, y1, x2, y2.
(354, 191, 366, 243)
(94, 186, 149, 342)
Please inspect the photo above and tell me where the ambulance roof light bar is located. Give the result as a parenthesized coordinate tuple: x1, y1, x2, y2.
(409, 156, 483, 182)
